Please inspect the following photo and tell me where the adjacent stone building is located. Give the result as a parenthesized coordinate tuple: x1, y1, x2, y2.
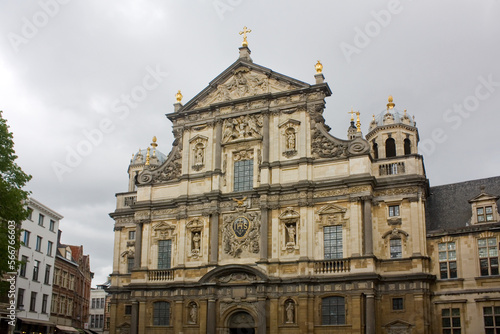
(108, 40, 500, 333)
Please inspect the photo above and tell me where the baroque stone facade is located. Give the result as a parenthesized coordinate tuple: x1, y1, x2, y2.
(109, 44, 500, 334)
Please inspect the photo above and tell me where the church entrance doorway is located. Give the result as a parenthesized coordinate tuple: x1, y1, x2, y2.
(228, 311, 255, 334)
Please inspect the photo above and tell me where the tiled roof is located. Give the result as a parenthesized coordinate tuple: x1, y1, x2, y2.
(425, 176, 500, 232)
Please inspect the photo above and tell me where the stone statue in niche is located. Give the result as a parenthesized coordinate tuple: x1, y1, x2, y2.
(194, 144, 204, 165)
(286, 224, 296, 246)
(286, 128, 296, 150)
(285, 300, 295, 323)
(192, 232, 201, 252)
(188, 303, 197, 324)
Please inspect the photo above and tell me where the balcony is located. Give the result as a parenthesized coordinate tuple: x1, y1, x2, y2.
(373, 155, 425, 177)
(314, 259, 351, 274)
(115, 192, 137, 210)
(148, 269, 174, 281)
(379, 162, 405, 176)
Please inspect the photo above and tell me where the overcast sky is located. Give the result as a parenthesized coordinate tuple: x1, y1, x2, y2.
(1, 1, 499, 286)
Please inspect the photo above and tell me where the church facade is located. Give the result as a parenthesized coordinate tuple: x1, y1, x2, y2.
(108, 41, 500, 334)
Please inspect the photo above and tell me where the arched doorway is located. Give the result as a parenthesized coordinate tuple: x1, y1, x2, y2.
(228, 311, 255, 334)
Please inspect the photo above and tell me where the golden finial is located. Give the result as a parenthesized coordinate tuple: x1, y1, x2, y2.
(356, 111, 361, 132)
(372, 114, 376, 121)
(145, 147, 150, 166)
(348, 108, 355, 121)
(239, 26, 252, 47)
(315, 60, 323, 74)
(151, 136, 158, 148)
(387, 95, 395, 110)
(175, 90, 183, 103)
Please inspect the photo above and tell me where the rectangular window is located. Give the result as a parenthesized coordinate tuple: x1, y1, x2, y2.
(27, 208, 33, 220)
(99, 314, 104, 328)
(47, 241, 53, 256)
(324, 225, 343, 259)
(20, 256, 28, 277)
(389, 205, 400, 217)
(69, 274, 75, 290)
(23, 231, 30, 247)
(439, 242, 457, 279)
(153, 302, 170, 326)
(38, 214, 44, 226)
(90, 314, 95, 328)
(30, 292, 37, 311)
(321, 296, 346, 325)
(234, 159, 253, 192)
(17, 288, 25, 308)
(49, 220, 55, 231)
(483, 306, 500, 333)
(158, 240, 172, 269)
(125, 305, 132, 315)
(442, 307, 461, 334)
(478, 206, 494, 222)
(33, 260, 40, 281)
(479, 237, 499, 276)
(35, 236, 42, 252)
(127, 257, 135, 273)
(41, 294, 48, 313)
(92, 298, 96, 309)
(390, 238, 402, 259)
(129, 230, 136, 240)
(101, 298, 105, 309)
(392, 297, 404, 311)
(44, 265, 51, 284)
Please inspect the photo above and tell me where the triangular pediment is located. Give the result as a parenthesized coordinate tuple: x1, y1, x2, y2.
(469, 192, 499, 203)
(317, 204, 347, 215)
(180, 59, 310, 112)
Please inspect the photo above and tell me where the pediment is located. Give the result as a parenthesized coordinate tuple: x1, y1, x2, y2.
(180, 60, 310, 112)
(468, 192, 499, 203)
(153, 221, 176, 231)
(279, 207, 300, 220)
(317, 204, 347, 215)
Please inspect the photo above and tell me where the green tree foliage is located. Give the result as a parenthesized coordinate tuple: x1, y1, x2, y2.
(0, 110, 31, 294)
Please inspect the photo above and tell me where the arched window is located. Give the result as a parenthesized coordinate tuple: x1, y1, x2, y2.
(385, 138, 396, 157)
(404, 138, 411, 155)
(153, 301, 170, 326)
(322, 296, 345, 325)
(372, 141, 379, 159)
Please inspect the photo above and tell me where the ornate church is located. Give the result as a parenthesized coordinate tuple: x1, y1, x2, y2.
(109, 30, 500, 334)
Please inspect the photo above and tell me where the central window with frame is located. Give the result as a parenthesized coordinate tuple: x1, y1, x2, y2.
(389, 205, 400, 217)
(439, 242, 457, 279)
(234, 159, 253, 192)
(158, 240, 172, 269)
(390, 238, 402, 259)
(477, 206, 494, 222)
(478, 237, 499, 276)
(321, 296, 345, 325)
(153, 301, 170, 326)
(324, 225, 343, 259)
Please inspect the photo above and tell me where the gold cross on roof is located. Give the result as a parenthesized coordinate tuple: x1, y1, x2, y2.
(348, 108, 355, 121)
(239, 26, 252, 47)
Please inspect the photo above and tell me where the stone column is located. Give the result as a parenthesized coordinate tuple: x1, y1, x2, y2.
(207, 298, 216, 334)
(363, 199, 373, 255)
(214, 119, 222, 171)
(130, 300, 139, 334)
(260, 207, 268, 261)
(262, 112, 270, 163)
(365, 293, 375, 334)
(209, 212, 219, 264)
(134, 222, 143, 269)
(257, 298, 267, 334)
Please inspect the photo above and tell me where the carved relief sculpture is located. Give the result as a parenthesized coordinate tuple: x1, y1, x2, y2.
(223, 211, 261, 258)
(222, 115, 263, 143)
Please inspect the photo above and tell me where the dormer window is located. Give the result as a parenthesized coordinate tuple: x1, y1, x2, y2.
(477, 206, 494, 222)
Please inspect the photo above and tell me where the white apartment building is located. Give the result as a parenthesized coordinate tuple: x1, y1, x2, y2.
(15, 198, 62, 334)
(88, 287, 107, 333)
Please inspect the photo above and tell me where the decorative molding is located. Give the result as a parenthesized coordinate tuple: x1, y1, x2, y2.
(152, 221, 177, 242)
(316, 204, 348, 227)
(222, 115, 263, 144)
(222, 211, 261, 257)
(233, 148, 254, 162)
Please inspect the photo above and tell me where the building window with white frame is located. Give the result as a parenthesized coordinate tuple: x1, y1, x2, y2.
(478, 237, 499, 276)
(324, 225, 343, 259)
(390, 238, 402, 259)
(38, 213, 44, 226)
(44, 264, 51, 284)
(23, 230, 30, 247)
(33, 260, 40, 281)
(41, 294, 48, 314)
(234, 159, 253, 192)
(35, 236, 42, 252)
(20, 256, 28, 277)
(47, 241, 53, 256)
(49, 219, 55, 231)
(438, 242, 457, 279)
(129, 230, 136, 240)
(30, 291, 37, 311)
